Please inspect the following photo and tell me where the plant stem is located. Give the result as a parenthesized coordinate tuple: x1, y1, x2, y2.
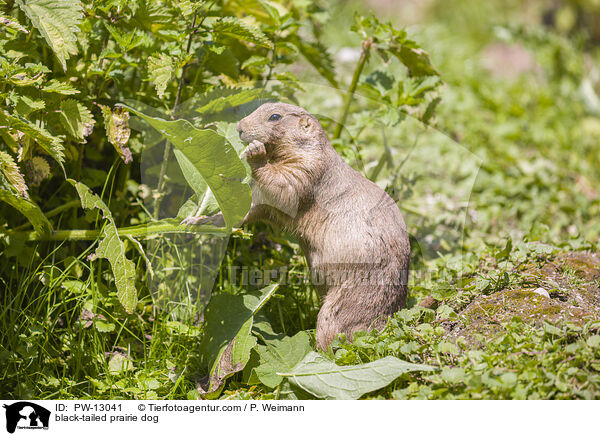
(3, 221, 250, 241)
(173, 13, 198, 115)
(154, 13, 198, 219)
(47, 199, 81, 218)
(333, 37, 373, 140)
(263, 34, 278, 88)
(153, 139, 171, 220)
(12, 199, 81, 231)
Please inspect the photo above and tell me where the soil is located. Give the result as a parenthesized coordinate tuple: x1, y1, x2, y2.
(448, 251, 600, 343)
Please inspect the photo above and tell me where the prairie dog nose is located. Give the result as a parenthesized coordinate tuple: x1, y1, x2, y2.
(236, 120, 244, 137)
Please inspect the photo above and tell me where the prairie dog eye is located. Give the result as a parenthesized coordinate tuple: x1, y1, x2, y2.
(268, 113, 282, 122)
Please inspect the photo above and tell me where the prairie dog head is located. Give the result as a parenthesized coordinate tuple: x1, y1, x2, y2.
(237, 102, 327, 158)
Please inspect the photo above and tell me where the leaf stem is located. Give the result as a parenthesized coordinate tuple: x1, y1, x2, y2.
(263, 33, 278, 88)
(333, 37, 373, 140)
(2, 221, 250, 241)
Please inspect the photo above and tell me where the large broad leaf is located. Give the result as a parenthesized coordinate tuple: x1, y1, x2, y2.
(122, 106, 251, 229)
(16, 0, 83, 71)
(172, 148, 220, 219)
(69, 180, 137, 313)
(198, 284, 279, 398)
(250, 331, 312, 388)
(200, 318, 256, 398)
(215, 121, 247, 155)
(0, 189, 52, 236)
(281, 352, 436, 400)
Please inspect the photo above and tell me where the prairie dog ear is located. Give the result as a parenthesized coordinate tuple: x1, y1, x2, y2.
(298, 115, 315, 132)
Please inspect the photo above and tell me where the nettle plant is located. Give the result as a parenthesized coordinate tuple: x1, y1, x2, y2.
(0, 0, 441, 397)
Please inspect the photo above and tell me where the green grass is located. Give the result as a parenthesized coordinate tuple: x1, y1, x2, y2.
(0, 245, 195, 399)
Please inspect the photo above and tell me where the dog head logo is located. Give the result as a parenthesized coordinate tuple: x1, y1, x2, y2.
(3, 402, 50, 434)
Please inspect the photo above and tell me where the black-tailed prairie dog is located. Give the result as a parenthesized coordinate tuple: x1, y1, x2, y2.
(237, 102, 410, 349)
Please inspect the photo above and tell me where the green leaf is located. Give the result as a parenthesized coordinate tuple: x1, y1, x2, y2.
(105, 23, 144, 52)
(198, 284, 279, 397)
(0, 111, 64, 165)
(257, 0, 282, 25)
(436, 304, 457, 319)
(16, 96, 46, 117)
(389, 43, 438, 77)
(175, 0, 197, 17)
(351, 14, 438, 79)
(108, 353, 134, 374)
(241, 55, 270, 71)
(100, 106, 131, 163)
(0, 151, 28, 199)
(204, 47, 239, 78)
(212, 17, 273, 49)
(95, 320, 116, 333)
(437, 341, 460, 355)
(441, 367, 466, 384)
(172, 149, 220, 219)
(215, 121, 247, 155)
(587, 335, 600, 348)
(251, 316, 285, 342)
(17, 0, 83, 71)
(69, 180, 138, 313)
(422, 96, 441, 124)
(0, 11, 29, 33)
(282, 352, 436, 400)
(201, 317, 257, 397)
(200, 284, 279, 366)
(60, 99, 94, 141)
(495, 237, 513, 261)
(291, 37, 338, 87)
(191, 88, 268, 116)
(123, 106, 251, 229)
(42, 79, 80, 95)
(24, 156, 51, 186)
(252, 331, 312, 388)
(0, 189, 52, 235)
(147, 53, 174, 99)
(61, 280, 88, 294)
(500, 372, 517, 386)
(543, 322, 563, 335)
(7, 70, 45, 87)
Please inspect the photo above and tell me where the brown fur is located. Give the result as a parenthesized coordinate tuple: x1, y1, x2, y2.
(237, 102, 410, 350)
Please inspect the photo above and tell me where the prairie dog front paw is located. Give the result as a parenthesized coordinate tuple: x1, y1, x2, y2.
(242, 140, 267, 162)
(181, 211, 225, 227)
